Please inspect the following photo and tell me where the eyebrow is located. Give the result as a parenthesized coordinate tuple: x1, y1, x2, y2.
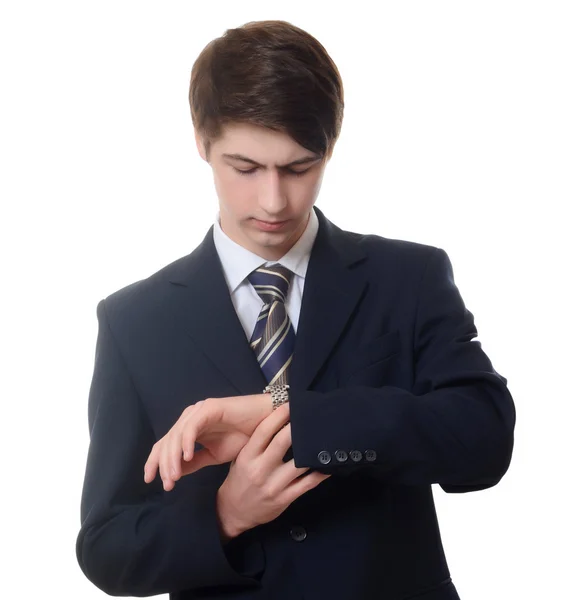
(221, 153, 321, 169)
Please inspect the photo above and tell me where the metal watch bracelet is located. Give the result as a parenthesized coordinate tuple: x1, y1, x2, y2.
(263, 384, 290, 410)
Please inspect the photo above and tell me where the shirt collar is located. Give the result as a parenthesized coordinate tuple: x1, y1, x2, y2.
(213, 208, 319, 295)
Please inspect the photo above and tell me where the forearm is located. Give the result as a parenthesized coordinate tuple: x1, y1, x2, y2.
(77, 478, 262, 596)
(289, 248, 516, 490)
(289, 375, 515, 488)
(216, 486, 242, 544)
(78, 299, 263, 595)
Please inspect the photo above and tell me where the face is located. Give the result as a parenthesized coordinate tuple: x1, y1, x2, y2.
(195, 122, 329, 260)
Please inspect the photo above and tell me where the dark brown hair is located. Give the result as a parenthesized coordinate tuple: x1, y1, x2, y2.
(189, 20, 344, 162)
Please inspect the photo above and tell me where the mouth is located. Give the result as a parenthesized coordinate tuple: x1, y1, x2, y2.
(253, 218, 290, 231)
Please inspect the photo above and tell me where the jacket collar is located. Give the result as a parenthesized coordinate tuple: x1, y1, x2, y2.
(165, 205, 368, 394)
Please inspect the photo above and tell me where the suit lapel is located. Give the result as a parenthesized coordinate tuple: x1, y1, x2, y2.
(290, 207, 368, 390)
(165, 227, 268, 395)
(164, 206, 368, 395)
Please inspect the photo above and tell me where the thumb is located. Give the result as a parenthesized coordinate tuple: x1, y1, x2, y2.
(181, 447, 219, 475)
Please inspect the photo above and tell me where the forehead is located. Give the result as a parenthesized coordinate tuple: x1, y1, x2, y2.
(215, 123, 316, 163)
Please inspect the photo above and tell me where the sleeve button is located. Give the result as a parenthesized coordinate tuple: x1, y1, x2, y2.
(350, 450, 363, 462)
(365, 449, 377, 462)
(335, 449, 348, 463)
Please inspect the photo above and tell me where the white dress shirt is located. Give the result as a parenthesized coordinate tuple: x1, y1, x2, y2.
(212, 208, 320, 341)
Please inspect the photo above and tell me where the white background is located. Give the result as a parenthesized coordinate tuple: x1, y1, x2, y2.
(1, 1, 575, 598)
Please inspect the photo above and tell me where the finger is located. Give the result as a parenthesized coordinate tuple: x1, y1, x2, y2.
(262, 421, 311, 478)
(182, 420, 200, 463)
(143, 445, 160, 483)
(158, 442, 172, 491)
(180, 447, 219, 476)
(257, 421, 299, 477)
(265, 453, 310, 493)
(162, 404, 215, 490)
(280, 469, 332, 505)
(167, 420, 187, 482)
(181, 400, 216, 462)
(168, 407, 198, 480)
(241, 403, 291, 460)
(159, 434, 181, 491)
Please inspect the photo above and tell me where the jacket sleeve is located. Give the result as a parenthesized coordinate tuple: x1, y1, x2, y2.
(289, 247, 516, 492)
(76, 299, 264, 597)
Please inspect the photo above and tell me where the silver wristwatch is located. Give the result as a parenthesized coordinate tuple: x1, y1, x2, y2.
(263, 384, 290, 410)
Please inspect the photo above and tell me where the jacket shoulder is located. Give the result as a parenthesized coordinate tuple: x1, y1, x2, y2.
(96, 251, 193, 323)
(343, 226, 442, 266)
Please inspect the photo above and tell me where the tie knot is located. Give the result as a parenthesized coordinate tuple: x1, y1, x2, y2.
(247, 263, 294, 304)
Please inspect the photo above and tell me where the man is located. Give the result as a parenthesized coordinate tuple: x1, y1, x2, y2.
(77, 19, 515, 600)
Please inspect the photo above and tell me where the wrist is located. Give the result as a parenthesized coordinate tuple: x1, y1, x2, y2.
(216, 487, 243, 543)
(261, 392, 274, 417)
(263, 384, 290, 411)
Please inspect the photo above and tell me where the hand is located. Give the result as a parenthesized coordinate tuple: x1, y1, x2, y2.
(216, 403, 332, 541)
(144, 393, 272, 491)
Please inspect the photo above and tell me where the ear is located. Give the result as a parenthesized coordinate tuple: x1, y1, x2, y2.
(194, 129, 208, 162)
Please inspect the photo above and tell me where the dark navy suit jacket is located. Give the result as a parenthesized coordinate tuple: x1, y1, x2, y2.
(77, 206, 515, 599)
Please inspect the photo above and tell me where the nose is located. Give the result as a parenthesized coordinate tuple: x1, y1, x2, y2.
(258, 170, 288, 215)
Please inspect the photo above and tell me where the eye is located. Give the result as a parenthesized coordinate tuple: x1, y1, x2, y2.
(233, 167, 310, 177)
(234, 167, 257, 176)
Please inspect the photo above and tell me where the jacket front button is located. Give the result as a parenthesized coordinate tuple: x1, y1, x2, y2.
(318, 451, 331, 464)
(290, 526, 307, 542)
(365, 449, 377, 462)
(335, 449, 348, 463)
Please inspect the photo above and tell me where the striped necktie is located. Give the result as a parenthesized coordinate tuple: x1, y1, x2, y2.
(247, 263, 296, 386)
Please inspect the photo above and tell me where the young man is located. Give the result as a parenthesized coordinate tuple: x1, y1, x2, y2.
(77, 19, 515, 600)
